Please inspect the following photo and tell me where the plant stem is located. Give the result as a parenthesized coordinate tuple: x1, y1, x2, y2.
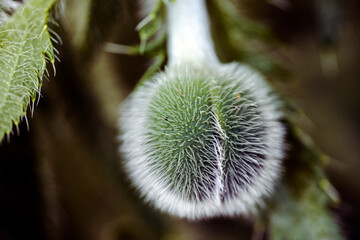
(166, 0, 219, 67)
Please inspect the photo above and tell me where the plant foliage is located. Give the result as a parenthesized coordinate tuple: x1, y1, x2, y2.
(0, 0, 56, 140)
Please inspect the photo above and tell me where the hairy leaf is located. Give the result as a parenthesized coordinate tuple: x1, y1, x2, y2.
(0, 0, 56, 140)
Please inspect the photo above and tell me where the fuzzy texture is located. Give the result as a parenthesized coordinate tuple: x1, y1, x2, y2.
(119, 63, 284, 219)
(0, 0, 55, 140)
(119, 0, 285, 219)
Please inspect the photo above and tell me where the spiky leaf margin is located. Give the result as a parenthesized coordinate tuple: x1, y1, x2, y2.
(0, 0, 56, 140)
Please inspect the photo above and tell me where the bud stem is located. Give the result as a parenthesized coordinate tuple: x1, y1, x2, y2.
(166, 0, 219, 67)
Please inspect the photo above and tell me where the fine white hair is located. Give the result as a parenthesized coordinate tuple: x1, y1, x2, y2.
(119, 63, 285, 219)
(118, 0, 285, 219)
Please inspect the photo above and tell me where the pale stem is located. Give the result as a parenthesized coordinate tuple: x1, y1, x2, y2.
(166, 0, 219, 67)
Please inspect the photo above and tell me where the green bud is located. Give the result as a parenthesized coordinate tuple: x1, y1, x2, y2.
(119, 63, 285, 219)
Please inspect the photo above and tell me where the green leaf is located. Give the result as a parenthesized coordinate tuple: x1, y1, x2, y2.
(270, 183, 343, 240)
(209, 0, 289, 79)
(132, 0, 167, 89)
(0, 0, 56, 140)
(136, 0, 166, 55)
(268, 123, 344, 240)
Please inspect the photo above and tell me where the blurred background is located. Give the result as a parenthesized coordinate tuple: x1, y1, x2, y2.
(0, 0, 359, 239)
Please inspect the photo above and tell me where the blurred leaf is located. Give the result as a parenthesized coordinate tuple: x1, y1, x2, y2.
(0, 0, 56, 140)
(270, 182, 343, 240)
(136, 50, 165, 87)
(210, 0, 289, 79)
(136, 0, 166, 55)
(267, 121, 344, 240)
(132, 0, 167, 89)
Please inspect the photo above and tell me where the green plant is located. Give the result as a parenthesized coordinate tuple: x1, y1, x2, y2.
(120, 0, 285, 219)
(0, 0, 56, 140)
(0, 0, 345, 239)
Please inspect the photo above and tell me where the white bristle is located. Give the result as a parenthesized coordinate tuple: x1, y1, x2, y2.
(119, 0, 285, 219)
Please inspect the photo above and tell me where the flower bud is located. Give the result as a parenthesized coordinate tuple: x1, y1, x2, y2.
(119, 63, 284, 219)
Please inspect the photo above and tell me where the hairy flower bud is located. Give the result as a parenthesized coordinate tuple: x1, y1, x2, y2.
(119, 0, 285, 219)
(120, 63, 284, 219)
